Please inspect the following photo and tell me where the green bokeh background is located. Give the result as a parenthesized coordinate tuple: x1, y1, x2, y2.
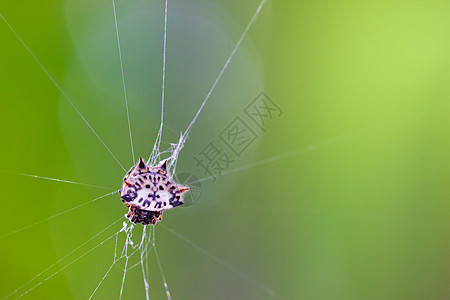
(0, 1, 449, 299)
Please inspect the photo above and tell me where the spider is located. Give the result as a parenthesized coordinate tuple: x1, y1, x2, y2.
(119, 158, 190, 225)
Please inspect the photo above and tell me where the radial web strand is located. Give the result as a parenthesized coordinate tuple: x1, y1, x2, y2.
(0, 191, 118, 240)
(3, 217, 123, 300)
(149, 0, 266, 177)
(161, 224, 276, 297)
(112, 0, 135, 165)
(0, 0, 270, 299)
(187, 105, 450, 185)
(14, 222, 124, 299)
(149, 0, 169, 165)
(0, 13, 126, 172)
(0, 170, 112, 189)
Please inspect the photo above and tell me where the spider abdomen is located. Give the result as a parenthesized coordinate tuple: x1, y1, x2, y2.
(120, 158, 189, 225)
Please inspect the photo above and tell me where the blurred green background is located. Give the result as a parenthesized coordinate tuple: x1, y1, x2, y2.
(0, 0, 449, 299)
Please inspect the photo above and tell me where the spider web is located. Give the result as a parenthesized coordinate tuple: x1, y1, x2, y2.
(0, 0, 274, 299)
(1, 1, 447, 298)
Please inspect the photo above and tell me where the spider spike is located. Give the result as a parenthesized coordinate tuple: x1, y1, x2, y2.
(179, 186, 190, 193)
(156, 160, 168, 175)
(160, 160, 167, 171)
(133, 157, 148, 173)
(138, 157, 147, 169)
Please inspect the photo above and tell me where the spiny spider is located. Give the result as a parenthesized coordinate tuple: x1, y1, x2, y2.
(119, 158, 190, 225)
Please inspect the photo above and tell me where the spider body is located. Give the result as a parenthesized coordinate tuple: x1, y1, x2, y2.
(120, 158, 189, 225)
